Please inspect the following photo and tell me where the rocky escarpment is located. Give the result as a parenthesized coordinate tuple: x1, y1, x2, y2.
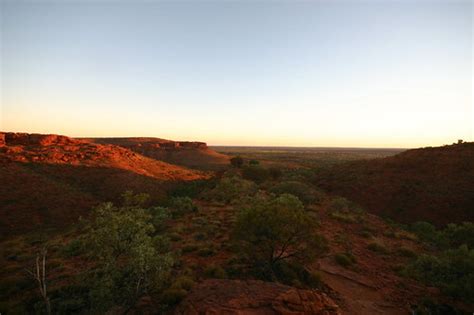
(174, 279, 341, 315)
(0, 132, 206, 181)
(0, 132, 82, 147)
(85, 137, 230, 170)
(0, 132, 208, 236)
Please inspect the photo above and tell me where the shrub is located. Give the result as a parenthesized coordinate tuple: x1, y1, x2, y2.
(330, 211, 357, 223)
(367, 240, 389, 254)
(171, 276, 195, 291)
(242, 165, 270, 183)
(232, 194, 327, 277)
(404, 245, 474, 303)
(149, 206, 170, 232)
(334, 252, 357, 267)
(230, 156, 244, 168)
(328, 197, 364, 223)
(206, 176, 257, 203)
(443, 222, 474, 249)
(168, 197, 197, 218)
(410, 221, 442, 246)
(270, 181, 321, 205)
(249, 159, 260, 165)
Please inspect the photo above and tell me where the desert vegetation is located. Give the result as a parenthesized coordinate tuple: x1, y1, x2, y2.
(1, 140, 473, 314)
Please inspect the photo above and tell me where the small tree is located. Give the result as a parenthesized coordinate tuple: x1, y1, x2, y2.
(230, 156, 244, 168)
(233, 194, 327, 278)
(82, 196, 173, 312)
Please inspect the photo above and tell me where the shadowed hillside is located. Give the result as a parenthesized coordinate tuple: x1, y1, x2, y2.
(83, 137, 230, 170)
(0, 132, 208, 236)
(314, 142, 474, 225)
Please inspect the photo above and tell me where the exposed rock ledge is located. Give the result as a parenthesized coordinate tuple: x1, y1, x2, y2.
(0, 132, 81, 147)
(174, 279, 341, 315)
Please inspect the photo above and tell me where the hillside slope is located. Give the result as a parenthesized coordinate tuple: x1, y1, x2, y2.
(314, 142, 474, 225)
(84, 137, 230, 170)
(0, 132, 207, 236)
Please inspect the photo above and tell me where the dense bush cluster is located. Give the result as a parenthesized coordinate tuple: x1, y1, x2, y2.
(270, 181, 323, 205)
(203, 175, 257, 204)
(405, 221, 474, 303)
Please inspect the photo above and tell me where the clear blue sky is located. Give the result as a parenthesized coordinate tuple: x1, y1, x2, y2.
(1, 0, 472, 147)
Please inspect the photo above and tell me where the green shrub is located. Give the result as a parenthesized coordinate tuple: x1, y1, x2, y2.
(171, 276, 195, 291)
(270, 181, 321, 205)
(249, 159, 260, 165)
(149, 206, 170, 232)
(404, 245, 474, 303)
(168, 197, 197, 218)
(241, 165, 270, 183)
(330, 211, 357, 223)
(334, 252, 357, 267)
(367, 241, 389, 254)
(205, 176, 257, 203)
(410, 221, 442, 246)
(443, 222, 474, 249)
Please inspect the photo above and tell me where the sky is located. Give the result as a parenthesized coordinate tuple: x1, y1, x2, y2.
(1, 0, 472, 148)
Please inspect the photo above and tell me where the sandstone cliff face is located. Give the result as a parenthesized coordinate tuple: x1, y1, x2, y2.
(0, 132, 209, 236)
(1, 132, 81, 147)
(174, 279, 341, 315)
(84, 137, 229, 170)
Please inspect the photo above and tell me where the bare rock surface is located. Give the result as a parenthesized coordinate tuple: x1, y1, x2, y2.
(174, 279, 341, 315)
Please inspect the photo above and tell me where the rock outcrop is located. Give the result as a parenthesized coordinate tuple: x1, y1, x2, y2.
(174, 279, 341, 315)
(84, 137, 229, 170)
(1, 132, 81, 147)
